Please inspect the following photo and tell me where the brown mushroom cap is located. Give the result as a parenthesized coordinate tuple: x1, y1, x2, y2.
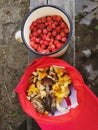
(41, 77, 55, 86)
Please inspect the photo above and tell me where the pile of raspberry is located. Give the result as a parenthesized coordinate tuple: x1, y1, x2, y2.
(29, 15, 69, 54)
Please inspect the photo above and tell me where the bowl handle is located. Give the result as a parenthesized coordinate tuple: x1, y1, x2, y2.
(15, 30, 23, 43)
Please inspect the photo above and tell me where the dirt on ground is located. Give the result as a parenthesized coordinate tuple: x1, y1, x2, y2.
(0, 0, 29, 130)
(76, 18, 98, 95)
(0, 0, 98, 130)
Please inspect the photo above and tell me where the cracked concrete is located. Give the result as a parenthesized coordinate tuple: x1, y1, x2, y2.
(75, 0, 98, 96)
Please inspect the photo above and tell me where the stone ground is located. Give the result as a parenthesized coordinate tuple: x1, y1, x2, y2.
(0, 0, 98, 130)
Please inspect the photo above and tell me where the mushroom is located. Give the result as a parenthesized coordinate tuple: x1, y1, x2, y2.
(31, 98, 45, 114)
(41, 76, 55, 93)
(41, 77, 56, 115)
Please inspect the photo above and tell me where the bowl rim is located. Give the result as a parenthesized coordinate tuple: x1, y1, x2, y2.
(21, 4, 73, 56)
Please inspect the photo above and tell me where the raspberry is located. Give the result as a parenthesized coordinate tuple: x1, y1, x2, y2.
(49, 44, 55, 50)
(30, 25, 34, 30)
(51, 48, 56, 52)
(37, 46, 42, 53)
(60, 22, 66, 28)
(56, 35, 61, 41)
(41, 44, 46, 49)
(47, 16, 51, 22)
(32, 21, 37, 26)
(40, 40, 43, 45)
(30, 41, 37, 49)
(36, 18, 41, 23)
(60, 32, 65, 37)
(47, 26, 52, 31)
(35, 38, 40, 43)
(62, 37, 67, 42)
(52, 31, 57, 37)
(46, 37, 51, 42)
(44, 41, 49, 46)
(41, 17, 46, 23)
(40, 24, 44, 29)
(56, 27, 61, 32)
(32, 32, 37, 37)
(54, 40, 59, 45)
(37, 29, 42, 34)
(56, 15, 62, 21)
(56, 42, 62, 49)
(30, 37, 35, 41)
(65, 28, 69, 34)
(54, 21, 58, 26)
(52, 15, 57, 21)
(52, 23, 56, 28)
(45, 22, 48, 27)
(43, 29, 48, 34)
(43, 35, 47, 40)
(47, 32, 51, 37)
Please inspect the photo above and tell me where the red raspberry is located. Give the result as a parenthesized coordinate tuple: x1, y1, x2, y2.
(52, 31, 57, 37)
(47, 26, 52, 31)
(46, 37, 51, 42)
(54, 40, 59, 45)
(56, 15, 62, 21)
(30, 37, 35, 41)
(45, 22, 48, 27)
(32, 27, 37, 32)
(41, 17, 46, 23)
(54, 21, 58, 26)
(47, 16, 51, 22)
(51, 48, 57, 52)
(37, 46, 42, 53)
(60, 22, 66, 28)
(50, 44, 55, 50)
(32, 21, 37, 26)
(35, 38, 40, 43)
(43, 29, 48, 34)
(40, 23, 44, 29)
(30, 41, 37, 49)
(64, 28, 70, 34)
(56, 35, 62, 41)
(44, 41, 49, 46)
(47, 32, 51, 37)
(37, 29, 42, 34)
(30, 25, 34, 30)
(40, 40, 43, 45)
(56, 27, 61, 32)
(60, 32, 65, 37)
(52, 15, 57, 21)
(43, 35, 47, 40)
(32, 32, 37, 37)
(56, 42, 62, 49)
(52, 23, 56, 28)
(62, 37, 67, 42)
(48, 21, 53, 25)
(36, 18, 41, 23)
(41, 44, 46, 49)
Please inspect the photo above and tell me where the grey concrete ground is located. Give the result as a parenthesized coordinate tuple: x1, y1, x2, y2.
(75, 0, 98, 96)
(0, 0, 98, 130)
